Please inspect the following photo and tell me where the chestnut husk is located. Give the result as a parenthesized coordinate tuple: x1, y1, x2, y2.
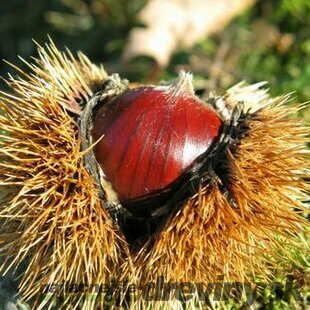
(0, 41, 308, 309)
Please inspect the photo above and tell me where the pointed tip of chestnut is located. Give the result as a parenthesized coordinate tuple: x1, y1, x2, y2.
(92, 76, 222, 207)
(171, 71, 195, 97)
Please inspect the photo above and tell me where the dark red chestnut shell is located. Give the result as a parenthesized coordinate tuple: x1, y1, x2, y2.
(92, 78, 222, 205)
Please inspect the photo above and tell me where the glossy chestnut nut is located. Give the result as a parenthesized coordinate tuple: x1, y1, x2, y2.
(92, 74, 222, 206)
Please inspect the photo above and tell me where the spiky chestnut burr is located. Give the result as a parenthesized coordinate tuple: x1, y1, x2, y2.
(0, 40, 309, 309)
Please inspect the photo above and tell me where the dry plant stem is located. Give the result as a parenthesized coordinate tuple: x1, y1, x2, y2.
(205, 33, 231, 91)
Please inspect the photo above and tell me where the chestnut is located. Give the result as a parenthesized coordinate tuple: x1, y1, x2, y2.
(91, 74, 223, 214)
